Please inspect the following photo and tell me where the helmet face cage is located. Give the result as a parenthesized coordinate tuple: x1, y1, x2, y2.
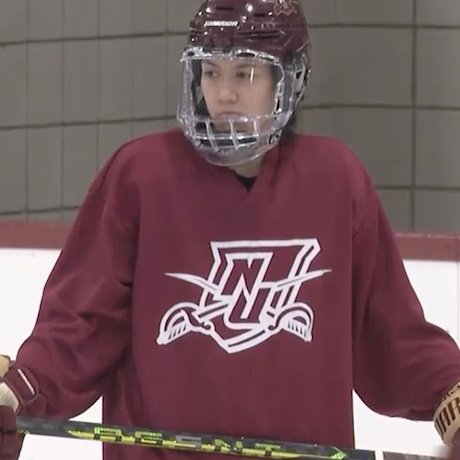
(177, 46, 308, 166)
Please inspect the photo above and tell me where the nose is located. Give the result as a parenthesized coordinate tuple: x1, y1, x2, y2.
(217, 81, 238, 103)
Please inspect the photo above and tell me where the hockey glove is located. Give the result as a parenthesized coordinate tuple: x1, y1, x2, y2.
(0, 357, 44, 460)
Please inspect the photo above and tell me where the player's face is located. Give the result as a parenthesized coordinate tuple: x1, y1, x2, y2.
(200, 58, 277, 132)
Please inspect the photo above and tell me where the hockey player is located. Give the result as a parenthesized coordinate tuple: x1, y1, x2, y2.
(2, 1, 460, 459)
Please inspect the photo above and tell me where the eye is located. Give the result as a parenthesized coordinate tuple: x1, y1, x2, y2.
(203, 69, 218, 78)
(236, 70, 254, 80)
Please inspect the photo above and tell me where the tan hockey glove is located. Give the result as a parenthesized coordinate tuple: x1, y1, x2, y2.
(0, 357, 9, 379)
(435, 382, 460, 446)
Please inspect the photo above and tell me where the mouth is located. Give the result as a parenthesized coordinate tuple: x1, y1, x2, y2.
(210, 113, 253, 134)
(214, 112, 246, 119)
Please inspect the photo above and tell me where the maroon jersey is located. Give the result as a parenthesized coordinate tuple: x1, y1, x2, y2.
(15, 129, 460, 459)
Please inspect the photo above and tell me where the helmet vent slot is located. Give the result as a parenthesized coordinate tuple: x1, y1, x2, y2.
(239, 30, 281, 40)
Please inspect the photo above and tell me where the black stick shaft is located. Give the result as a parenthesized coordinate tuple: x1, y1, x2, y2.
(17, 416, 368, 460)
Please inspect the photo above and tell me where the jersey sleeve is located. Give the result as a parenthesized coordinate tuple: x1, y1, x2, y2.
(351, 168, 460, 420)
(14, 146, 139, 419)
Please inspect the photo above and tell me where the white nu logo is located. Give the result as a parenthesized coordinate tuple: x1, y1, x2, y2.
(157, 239, 331, 353)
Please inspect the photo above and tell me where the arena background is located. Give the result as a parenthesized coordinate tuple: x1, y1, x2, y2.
(1, 1, 460, 458)
(0, 0, 459, 231)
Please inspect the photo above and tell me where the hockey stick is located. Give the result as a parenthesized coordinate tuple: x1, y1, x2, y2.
(17, 416, 440, 460)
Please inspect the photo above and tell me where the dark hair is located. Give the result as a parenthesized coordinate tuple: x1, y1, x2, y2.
(280, 112, 298, 144)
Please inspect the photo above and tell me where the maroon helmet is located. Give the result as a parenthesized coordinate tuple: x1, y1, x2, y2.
(188, 0, 311, 66)
(177, 0, 312, 166)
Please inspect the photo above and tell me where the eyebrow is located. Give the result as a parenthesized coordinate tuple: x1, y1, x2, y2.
(202, 59, 255, 69)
